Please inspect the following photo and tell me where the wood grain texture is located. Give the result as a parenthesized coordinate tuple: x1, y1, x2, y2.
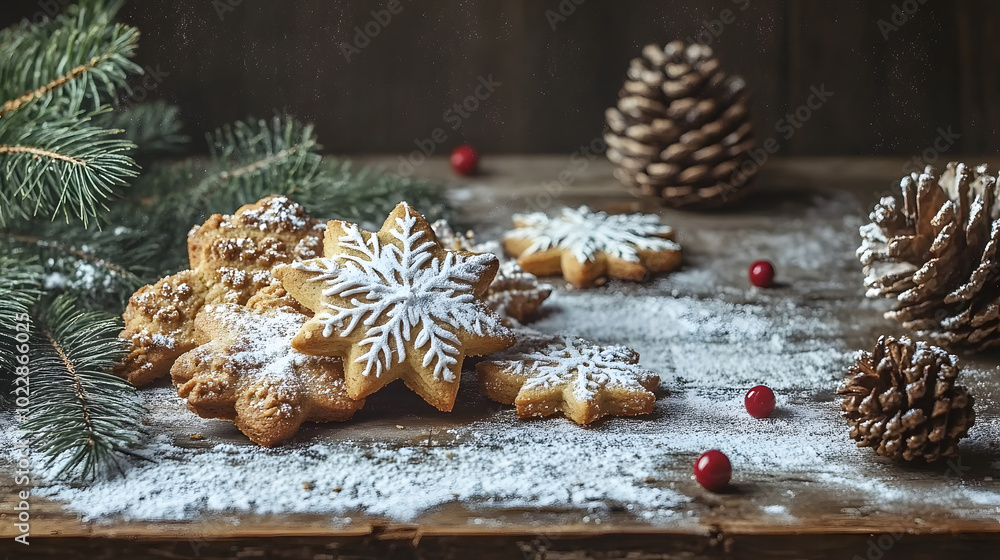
(3, 0, 999, 155)
(3, 156, 1000, 559)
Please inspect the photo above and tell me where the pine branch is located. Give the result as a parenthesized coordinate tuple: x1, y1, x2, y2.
(21, 295, 146, 481)
(0, 2, 139, 119)
(1, 208, 166, 311)
(306, 159, 449, 224)
(0, 108, 138, 226)
(95, 100, 189, 156)
(179, 115, 324, 218)
(0, 257, 42, 406)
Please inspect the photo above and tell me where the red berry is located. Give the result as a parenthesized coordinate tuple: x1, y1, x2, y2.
(694, 450, 732, 492)
(450, 144, 478, 176)
(748, 260, 775, 287)
(745, 385, 776, 419)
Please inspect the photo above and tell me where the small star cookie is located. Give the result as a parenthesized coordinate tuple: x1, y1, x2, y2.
(476, 330, 660, 425)
(430, 220, 551, 323)
(170, 285, 364, 447)
(486, 260, 552, 324)
(116, 196, 324, 386)
(503, 206, 681, 288)
(274, 203, 515, 412)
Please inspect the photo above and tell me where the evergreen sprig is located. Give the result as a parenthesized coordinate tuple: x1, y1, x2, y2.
(95, 100, 189, 157)
(21, 295, 145, 480)
(309, 158, 448, 225)
(0, 1, 139, 119)
(0, 257, 42, 405)
(0, 0, 140, 227)
(0, 0, 450, 484)
(0, 108, 138, 226)
(182, 115, 324, 218)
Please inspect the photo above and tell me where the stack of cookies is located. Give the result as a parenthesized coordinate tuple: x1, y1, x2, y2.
(118, 197, 682, 445)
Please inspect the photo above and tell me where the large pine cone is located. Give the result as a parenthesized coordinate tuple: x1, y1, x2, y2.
(858, 162, 1000, 350)
(838, 335, 975, 462)
(605, 41, 756, 209)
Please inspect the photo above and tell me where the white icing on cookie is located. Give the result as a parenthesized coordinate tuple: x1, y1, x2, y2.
(505, 206, 679, 263)
(295, 206, 504, 382)
(487, 331, 658, 401)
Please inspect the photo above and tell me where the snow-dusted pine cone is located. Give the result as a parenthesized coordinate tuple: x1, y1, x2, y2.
(605, 41, 756, 209)
(858, 162, 1000, 350)
(838, 335, 975, 462)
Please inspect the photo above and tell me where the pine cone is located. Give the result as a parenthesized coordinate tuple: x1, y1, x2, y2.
(858, 162, 1000, 350)
(838, 335, 975, 462)
(605, 41, 756, 209)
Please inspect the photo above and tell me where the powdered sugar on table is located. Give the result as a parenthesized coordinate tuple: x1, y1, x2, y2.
(3, 189, 999, 530)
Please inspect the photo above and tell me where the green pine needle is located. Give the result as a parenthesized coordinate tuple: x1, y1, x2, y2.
(0, 5, 140, 119)
(0, 109, 138, 226)
(95, 100, 189, 156)
(182, 115, 324, 218)
(0, 257, 42, 405)
(308, 158, 448, 224)
(21, 295, 146, 480)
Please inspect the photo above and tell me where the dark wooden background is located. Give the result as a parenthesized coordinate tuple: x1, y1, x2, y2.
(5, 0, 999, 156)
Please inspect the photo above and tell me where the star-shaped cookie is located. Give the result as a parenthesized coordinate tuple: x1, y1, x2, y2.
(274, 203, 515, 412)
(170, 285, 364, 446)
(430, 219, 551, 324)
(476, 330, 660, 424)
(503, 206, 682, 288)
(117, 196, 324, 386)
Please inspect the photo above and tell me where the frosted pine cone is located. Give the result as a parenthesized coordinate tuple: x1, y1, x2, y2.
(838, 335, 975, 462)
(858, 162, 1000, 350)
(605, 41, 756, 209)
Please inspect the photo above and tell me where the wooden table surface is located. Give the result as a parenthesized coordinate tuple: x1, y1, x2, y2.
(4, 156, 1000, 559)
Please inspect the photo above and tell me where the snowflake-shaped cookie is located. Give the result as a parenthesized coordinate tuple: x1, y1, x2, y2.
(503, 206, 681, 288)
(486, 260, 552, 324)
(170, 287, 363, 447)
(275, 203, 515, 411)
(117, 195, 324, 386)
(430, 220, 551, 323)
(476, 330, 660, 425)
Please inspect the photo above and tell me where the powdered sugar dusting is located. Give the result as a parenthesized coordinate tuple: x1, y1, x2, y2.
(201, 304, 337, 410)
(5, 191, 1000, 528)
(294, 206, 507, 381)
(505, 206, 679, 263)
(230, 195, 309, 231)
(484, 331, 657, 402)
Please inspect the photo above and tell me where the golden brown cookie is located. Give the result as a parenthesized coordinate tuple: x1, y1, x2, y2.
(274, 202, 515, 412)
(485, 260, 552, 324)
(429, 219, 550, 324)
(476, 330, 660, 425)
(503, 206, 682, 289)
(116, 196, 324, 386)
(170, 287, 363, 447)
